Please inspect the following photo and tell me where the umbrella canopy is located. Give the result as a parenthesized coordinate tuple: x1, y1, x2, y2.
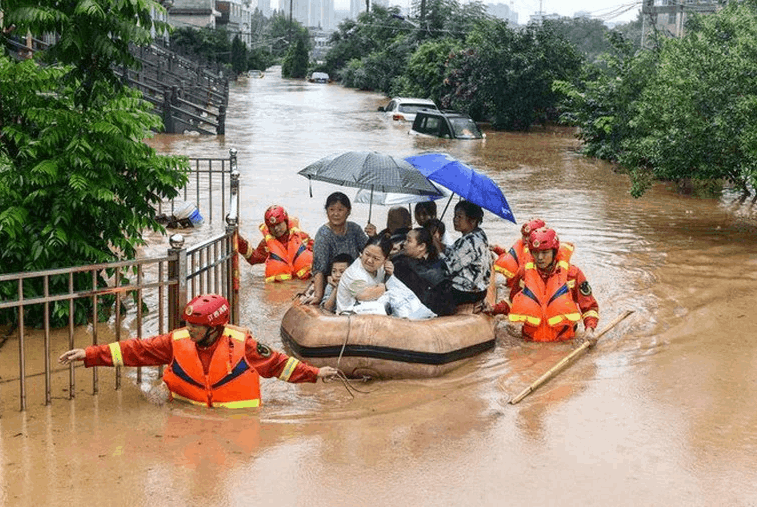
(405, 153, 516, 223)
(299, 151, 444, 223)
(353, 184, 451, 206)
(298, 151, 443, 196)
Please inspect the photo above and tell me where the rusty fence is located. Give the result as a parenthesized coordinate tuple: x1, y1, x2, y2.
(0, 151, 241, 411)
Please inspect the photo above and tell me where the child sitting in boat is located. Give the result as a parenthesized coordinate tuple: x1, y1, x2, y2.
(336, 236, 435, 319)
(238, 205, 314, 282)
(321, 253, 353, 313)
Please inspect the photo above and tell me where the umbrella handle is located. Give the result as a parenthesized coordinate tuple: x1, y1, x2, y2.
(368, 186, 374, 224)
(440, 194, 455, 220)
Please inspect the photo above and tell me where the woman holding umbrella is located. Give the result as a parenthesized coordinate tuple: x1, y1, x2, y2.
(441, 200, 492, 308)
(303, 192, 369, 306)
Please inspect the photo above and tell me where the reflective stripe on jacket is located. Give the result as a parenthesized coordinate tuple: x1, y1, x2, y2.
(260, 218, 313, 283)
(494, 239, 526, 282)
(162, 325, 261, 408)
(508, 249, 582, 342)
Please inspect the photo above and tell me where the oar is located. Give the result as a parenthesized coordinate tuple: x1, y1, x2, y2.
(508, 310, 634, 405)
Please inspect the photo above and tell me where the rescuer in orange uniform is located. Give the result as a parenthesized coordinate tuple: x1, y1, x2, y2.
(507, 228, 599, 344)
(492, 218, 546, 286)
(489, 218, 576, 316)
(58, 294, 338, 408)
(238, 205, 314, 282)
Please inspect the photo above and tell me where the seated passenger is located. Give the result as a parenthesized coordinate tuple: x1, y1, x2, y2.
(336, 236, 394, 314)
(304, 192, 370, 305)
(321, 253, 353, 313)
(415, 201, 454, 246)
(238, 205, 313, 282)
(366, 206, 412, 243)
(336, 236, 434, 319)
(441, 200, 492, 308)
(392, 228, 456, 316)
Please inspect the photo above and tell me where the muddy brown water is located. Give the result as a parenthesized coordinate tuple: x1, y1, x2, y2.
(2, 67, 757, 506)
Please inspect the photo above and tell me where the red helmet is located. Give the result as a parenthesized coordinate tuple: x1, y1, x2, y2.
(184, 294, 230, 327)
(528, 227, 559, 252)
(264, 205, 288, 226)
(521, 218, 546, 239)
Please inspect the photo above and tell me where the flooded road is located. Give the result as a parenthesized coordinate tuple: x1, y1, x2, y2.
(3, 67, 757, 506)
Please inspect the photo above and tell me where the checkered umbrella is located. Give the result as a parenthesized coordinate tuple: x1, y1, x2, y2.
(298, 151, 443, 222)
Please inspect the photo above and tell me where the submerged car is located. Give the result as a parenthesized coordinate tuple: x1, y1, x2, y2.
(309, 72, 330, 83)
(378, 97, 439, 122)
(409, 110, 486, 140)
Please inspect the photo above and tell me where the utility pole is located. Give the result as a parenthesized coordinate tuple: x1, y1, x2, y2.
(288, 0, 293, 46)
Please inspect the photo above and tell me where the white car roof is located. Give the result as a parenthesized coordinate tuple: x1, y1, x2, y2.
(392, 97, 437, 105)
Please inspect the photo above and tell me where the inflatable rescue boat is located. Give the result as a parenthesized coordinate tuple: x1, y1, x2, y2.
(280, 303, 496, 379)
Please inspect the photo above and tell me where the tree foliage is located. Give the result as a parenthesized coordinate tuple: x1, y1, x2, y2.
(325, 6, 410, 79)
(553, 31, 657, 161)
(620, 0, 757, 196)
(1, 0, 189, 323)
(171, 26, 234, 68)
(231, 35, 247, 75)
(390, 38, 460, 104)
(544, 17, 614, 64)
(281, 37, 310, 78)
(554, 1, 757, 197)
(444, 20, 583, 129)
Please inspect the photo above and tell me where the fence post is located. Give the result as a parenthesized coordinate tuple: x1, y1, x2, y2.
(168, 233, 188, 330)
(217, 105, 226, 135)
(163, 88, 174, 133)
(226, 153, 240, 325)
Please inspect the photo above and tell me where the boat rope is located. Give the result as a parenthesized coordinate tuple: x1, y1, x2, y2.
(336, 314, 352, 372)
(325, 315, 374, 397)
(324, 370, 373, 397)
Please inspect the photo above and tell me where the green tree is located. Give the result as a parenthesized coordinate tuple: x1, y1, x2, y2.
(390, 37, 460, 104)
(545, 17, 613, 64)
(248, 47, 275, 71)
(325, 6, 409, 78)
(444, 19, 582, 129)
(268, 12, 310, 60)
(341, 36, 413, 92)
(1, 0, 189, 322)
(171, 26, 232, 68)
(552, 31, 657, 161)
(613, 12, 644, 51)
(281, 37, 310, 78)
(231, 35, 248, 75)
(619, 1, 757, 196)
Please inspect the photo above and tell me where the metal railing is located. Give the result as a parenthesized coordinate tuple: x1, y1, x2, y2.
(158, 148, 238, 224)
(0, 150, 241, 411)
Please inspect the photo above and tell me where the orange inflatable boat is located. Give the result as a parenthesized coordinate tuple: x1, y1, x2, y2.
(280, 303, 496, 379)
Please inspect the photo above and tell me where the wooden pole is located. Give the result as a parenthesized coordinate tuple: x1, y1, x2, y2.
(508, 310, 634, 405)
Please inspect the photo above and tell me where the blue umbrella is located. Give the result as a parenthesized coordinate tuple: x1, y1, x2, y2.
(405, 153, 516, 223)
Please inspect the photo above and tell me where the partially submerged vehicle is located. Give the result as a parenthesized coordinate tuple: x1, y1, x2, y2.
(409, 110, 486, 139)
(309, 72, 330, 83)
(378, 97, 439, 122)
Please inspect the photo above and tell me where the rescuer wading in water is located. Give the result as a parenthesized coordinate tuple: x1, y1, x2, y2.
(59, 294, 337, 408)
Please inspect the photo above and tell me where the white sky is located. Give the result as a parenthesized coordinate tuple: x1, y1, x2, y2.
(334, 0, 642, 24)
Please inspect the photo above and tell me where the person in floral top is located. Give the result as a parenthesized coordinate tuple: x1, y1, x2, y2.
(441, 200, 492, 306)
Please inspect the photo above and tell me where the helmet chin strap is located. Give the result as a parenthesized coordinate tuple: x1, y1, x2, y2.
(196, 326, 222, 348)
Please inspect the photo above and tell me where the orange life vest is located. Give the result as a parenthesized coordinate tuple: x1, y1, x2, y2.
(494, 239, 526, 284)
(260, 217, 313, 283)
(162, 325, 262, 408)
(508, 249, 582, 342)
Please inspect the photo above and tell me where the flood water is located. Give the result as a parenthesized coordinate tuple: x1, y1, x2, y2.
(2, 67, 757, 506)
